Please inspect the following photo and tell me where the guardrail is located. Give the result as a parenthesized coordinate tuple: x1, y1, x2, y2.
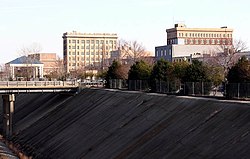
(0, 81, 78, 88)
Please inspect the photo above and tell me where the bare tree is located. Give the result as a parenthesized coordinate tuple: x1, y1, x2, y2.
(0, 64, 8, 81)
(207, 39, 247, 80)
(116, 39, 147, 64)
(17, 43, 43, 80)
(18, 43, 42, 57)
(47, 56, 66, 80)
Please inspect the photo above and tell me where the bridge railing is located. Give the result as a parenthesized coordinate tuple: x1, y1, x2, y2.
(0, 81, 78, 88)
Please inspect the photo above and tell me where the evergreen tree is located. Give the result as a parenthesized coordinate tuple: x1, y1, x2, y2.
(128, 60, 152, 80)
(184, 60, 210, 82)
(227, 56, 250, 83)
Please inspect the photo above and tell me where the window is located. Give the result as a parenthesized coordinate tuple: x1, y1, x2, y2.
(81, 46, 84, 49)
(81, 52, 84, 55)
(101, 40, 104, 44)
(91, 52, 94, 55)
(96, 52, 99, 55)
(96, 46, 99, 49)
(81, 40, 85, 43)
(217, 39, 220, 44)
(106, 41, 108, 44)
(86, 40, 90, 44)
(91, 45, 94, 49)
(77, 46, 79, 49)
(69, 46, 71, 49)
(86, 46, 90, 49)
(69, 40, 71, 43)
(77, 52, 79, 55)
(86, 52, 89, 55)
(77, 40, 79, 44)
(206, 39, 209, 44)
(201, 39, 204, 44)
(212, 39, 215, 44)
(91, 40, 94, 44)
(69, 51, 71, 55)
(96, 40, 99, 44)
(69, 57, 71, 61)
(72, 46, 75, 49)
(72, 40, 76, 43)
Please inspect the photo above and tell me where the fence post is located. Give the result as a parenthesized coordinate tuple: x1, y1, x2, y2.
(238, 83, 240, 98)
(192, 82, 195, 95)
(168, 81, 170, 93)
(201, 82, 204, 96)
(140, 80, 142, 91)
(159, 81, 162, 93)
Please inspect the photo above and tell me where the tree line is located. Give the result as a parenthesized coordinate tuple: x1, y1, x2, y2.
(105, 56, 250, 91)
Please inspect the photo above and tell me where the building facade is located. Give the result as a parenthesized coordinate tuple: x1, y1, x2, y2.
(155, 24, 233, 62)
(62, 31, 118, 73)
(28, 53, 59, 75)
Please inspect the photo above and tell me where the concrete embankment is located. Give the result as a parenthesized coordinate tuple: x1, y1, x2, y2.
(0, 89, 250, 159)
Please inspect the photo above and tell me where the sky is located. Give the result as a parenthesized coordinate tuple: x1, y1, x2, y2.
(0, 0, 250, 64)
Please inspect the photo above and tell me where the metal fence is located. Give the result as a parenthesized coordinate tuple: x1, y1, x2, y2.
(226, 83, 250, 99)
(108, 79, 250, 98)
(108, 79, 127, 89)
(128, 80, 150, 91)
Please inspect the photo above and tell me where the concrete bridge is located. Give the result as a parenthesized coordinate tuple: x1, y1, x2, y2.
(0, 81, 80, 138)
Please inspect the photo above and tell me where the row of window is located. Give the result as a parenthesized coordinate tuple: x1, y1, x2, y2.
(186, 39, 231, 45)
(68, 39, 116, 45)
(69, 57, 102, 61)
(178, 32, 232, 38)
(68, 45, 115, 50)
(156, 49, 171, 57)
(167, 38, 232, 45)
(68, 52, 109, 56)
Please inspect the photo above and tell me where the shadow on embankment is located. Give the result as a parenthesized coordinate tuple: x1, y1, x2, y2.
(0, 88, 250, 159)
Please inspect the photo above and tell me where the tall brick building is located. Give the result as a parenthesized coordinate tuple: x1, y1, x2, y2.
(62, 31, 118, 73)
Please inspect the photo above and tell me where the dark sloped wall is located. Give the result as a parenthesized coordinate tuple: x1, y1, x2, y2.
(1, 89, 250, 159)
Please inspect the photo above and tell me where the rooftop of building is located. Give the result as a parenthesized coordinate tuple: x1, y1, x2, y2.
(62, 31, 118, 38)
(6, 56, 43, 65)
(166, 23, 233, 32)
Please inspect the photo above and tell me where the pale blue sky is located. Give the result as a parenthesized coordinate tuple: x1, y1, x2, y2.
(1, 0, 249, 64)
